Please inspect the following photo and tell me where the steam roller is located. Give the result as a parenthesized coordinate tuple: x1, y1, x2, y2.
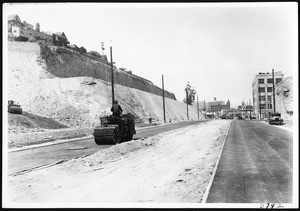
(93, 113, 136, 145)
(8, 100, 22, 114)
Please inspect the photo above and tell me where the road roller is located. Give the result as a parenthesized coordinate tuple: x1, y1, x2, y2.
(8, 100, 22, 114)
(93, 113, 136, 144)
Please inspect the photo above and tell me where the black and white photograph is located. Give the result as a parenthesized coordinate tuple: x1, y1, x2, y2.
(2, 2, 298, 209)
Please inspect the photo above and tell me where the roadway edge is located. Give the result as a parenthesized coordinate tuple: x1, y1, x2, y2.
(201, 120, 232, 203)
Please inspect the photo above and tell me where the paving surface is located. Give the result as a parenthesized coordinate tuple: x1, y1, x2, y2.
(206, 120, 293, 203)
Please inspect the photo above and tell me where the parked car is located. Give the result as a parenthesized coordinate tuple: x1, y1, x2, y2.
(237, 116, 244, 120)
(226, 115, 234, 119)
(220, 115, 227, 120)
(268, 112, 284, 125)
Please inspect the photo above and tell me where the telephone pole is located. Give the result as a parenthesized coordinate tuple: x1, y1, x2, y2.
(197, 95, 199, 120)
(110, 46, 114, 106)
(185, 87, 189, 120)
(101, 42, 105, 55)
(162, 75, 166, 123)
(258, 85, 261, 119)
(272, 69, 276, 112)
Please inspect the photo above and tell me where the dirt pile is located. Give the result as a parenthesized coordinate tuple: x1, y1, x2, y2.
(7, 41, 205, 130)
(8, 112, 67, 130)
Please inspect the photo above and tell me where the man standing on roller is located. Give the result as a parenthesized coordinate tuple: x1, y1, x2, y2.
(111, 100, 123, 117)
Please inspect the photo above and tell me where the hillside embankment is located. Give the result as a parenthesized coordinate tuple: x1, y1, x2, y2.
(7, 41, 205, 147)
(275, 77, 293, 128)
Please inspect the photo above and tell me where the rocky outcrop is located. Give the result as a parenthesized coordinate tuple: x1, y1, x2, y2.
(39, 43, 176, 100)
(275, 77, 293, 120)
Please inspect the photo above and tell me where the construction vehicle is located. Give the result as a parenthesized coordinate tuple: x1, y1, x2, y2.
(93, 113, 136, 144)
(8, 100, 22, 114)
(268, 112, 284, 125)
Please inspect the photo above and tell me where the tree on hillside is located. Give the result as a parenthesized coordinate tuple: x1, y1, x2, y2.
(35, 23, 40, 32)
(183, 82, 197, 105)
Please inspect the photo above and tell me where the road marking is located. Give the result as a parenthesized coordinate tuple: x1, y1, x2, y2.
(201, 120, 232, 203)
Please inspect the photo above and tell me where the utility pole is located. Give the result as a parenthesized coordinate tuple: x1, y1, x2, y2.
(258, 85, 261, 119)
(101, 42, 105, 55)
(197, 95, 199, 120)
(185, 87, 189, 120)
(272, 69, 276, 112)
(204, 100, 206, 118)
(162, 75, 166, 123)
(110, 46, 114, 106)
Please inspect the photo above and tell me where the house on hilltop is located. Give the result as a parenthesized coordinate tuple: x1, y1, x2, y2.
(68, 44, 79, 51)
(8, 14, 23, 32)
(8, 14, 53, 44)
(53, 32, 70, 47)
(22, 21, 33, 30)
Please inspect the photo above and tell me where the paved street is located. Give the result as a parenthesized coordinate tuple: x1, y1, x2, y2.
(8, 120, 206, 175)
(206, 120, 293, 203)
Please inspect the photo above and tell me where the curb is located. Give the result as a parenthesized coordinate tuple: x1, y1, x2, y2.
(8, 135, 94, 152)
(201, 120, 232, 203)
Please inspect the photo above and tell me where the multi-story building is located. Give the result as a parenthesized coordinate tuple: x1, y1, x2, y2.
(252, 71, 284, 118)
(207, 97, 230, 116)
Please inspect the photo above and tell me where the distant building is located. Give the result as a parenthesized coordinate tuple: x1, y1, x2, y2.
(22, 21, 33, 30)
(252, 71, 284, 118)
(79, 46, 87, 54)
(8, 14, 22, 32)
(8, 14, 53, 44)
(53, 32, 70, 47)
(207, 98, 230, 116)
(11, 25, 53, 43)
(68, 44, 79, 51)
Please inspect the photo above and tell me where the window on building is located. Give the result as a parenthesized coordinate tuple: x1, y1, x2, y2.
(267, 96, 272, 102)
(267, 87, 273, 92)
(267, 104, 273, 109)
(259, 96, 266, 101)
(258, 79, 264, 84)
(258, 87, 265, 93)
(267, 78, 273, 83)
(260, 104, 266, 109)
(276, 78, 282, 84)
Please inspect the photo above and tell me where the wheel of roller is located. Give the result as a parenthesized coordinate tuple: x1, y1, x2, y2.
(94, 136, 103, 145)
(125, 134, 133, 142)
(113, 133, 122, 144)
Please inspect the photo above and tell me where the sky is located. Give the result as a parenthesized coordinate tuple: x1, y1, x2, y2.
(3, 3, 298, 107)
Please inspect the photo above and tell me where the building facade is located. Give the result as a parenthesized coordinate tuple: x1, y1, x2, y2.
(8, 14, 69, 46)
(252, 71, 284, 118)
(53, 32, 70, 47)
(11, 25, 53, 43)
(207, 98, 230, 116)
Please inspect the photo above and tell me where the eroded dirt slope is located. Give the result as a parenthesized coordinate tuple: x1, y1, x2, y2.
(7, 41, 204, 129)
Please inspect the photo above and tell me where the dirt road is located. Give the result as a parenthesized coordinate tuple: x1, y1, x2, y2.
(6, 120, 230, 206)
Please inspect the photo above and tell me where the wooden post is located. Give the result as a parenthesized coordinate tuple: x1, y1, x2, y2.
(110, 46, 114, 106)
(162, 75, 166, 122)
(272, 69, 276, 112)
